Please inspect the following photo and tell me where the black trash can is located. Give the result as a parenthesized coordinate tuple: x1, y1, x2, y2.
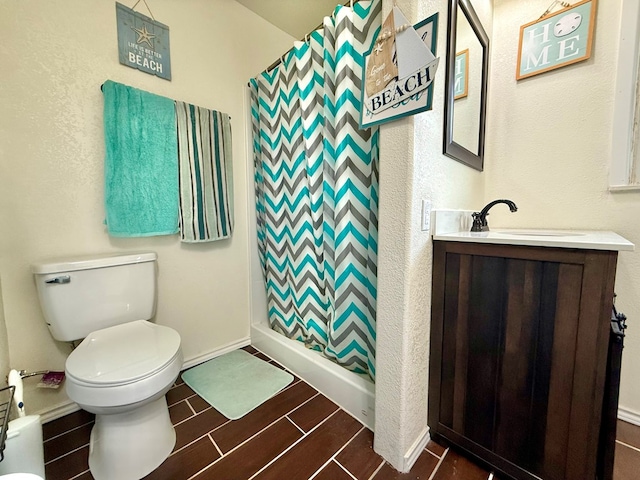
(597, 303, 627, 480)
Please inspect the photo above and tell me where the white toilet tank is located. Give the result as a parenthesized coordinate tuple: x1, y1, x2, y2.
(32, 252, 157, 342)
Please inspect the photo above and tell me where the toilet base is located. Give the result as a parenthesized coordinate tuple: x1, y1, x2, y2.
(88, 396, 175, 480)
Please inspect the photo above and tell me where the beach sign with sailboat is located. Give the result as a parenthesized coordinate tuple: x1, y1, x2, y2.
(360, 7, 439, 128)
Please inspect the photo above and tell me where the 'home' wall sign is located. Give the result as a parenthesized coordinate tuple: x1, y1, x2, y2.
(516, 0, 596, 80)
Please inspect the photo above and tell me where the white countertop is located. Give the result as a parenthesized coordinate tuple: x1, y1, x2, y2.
(433, 229, 635, 251)
(431, 210, 635, 252)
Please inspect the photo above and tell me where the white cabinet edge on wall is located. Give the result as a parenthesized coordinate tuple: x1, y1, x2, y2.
(610, 0, 640, 190)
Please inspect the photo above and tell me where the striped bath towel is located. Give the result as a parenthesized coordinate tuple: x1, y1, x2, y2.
(175, 102, 234, 242)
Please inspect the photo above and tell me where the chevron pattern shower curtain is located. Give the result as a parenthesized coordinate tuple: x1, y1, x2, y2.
(250, 0, 381, 380)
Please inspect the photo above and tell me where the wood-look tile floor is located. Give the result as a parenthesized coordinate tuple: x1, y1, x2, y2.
(42, 346, 640, 480)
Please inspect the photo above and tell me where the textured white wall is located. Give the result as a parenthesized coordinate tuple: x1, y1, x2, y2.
(485, 0, 640, 415)
(0, 279, 9, 388)
(0, 0, 293, 414)
(374, 0, 488, 470)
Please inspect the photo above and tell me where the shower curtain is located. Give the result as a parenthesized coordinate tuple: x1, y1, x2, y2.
(250, 0, 381, 380)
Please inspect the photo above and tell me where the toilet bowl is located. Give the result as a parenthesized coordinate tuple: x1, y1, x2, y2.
(66, 320, 182, 480)
(32, 252, 184, 480)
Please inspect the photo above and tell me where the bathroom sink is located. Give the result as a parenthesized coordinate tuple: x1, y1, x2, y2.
(495, 230, 586, 237)
(431, 210, 635, 251)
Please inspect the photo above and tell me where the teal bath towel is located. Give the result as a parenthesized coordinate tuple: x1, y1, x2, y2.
(103, 80, 179, 236)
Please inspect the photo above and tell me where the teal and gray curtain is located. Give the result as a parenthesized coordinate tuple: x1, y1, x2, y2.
(250, 0, 381, 380)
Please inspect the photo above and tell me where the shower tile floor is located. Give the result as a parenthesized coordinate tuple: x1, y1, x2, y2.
(43, 346, 640, 480)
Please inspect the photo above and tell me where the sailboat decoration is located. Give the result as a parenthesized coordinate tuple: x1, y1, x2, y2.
(394, 7, 436, 80)
(361, 6, 440, 128)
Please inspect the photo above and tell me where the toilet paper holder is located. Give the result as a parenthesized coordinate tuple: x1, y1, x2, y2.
(0, 385, 15, 462)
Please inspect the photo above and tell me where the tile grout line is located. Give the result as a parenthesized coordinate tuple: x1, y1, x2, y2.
(425, 447, 441, 459)
(186, 455, 226, 480)
(184, 392, 328, 479)
(288, 391, 320, 414)
(246, 417, 311, 480)
(331, 425, 370, 480)
(168, 435, 214, 459)
(181, 388, 318, 460)
(208, 433, 224, 457)
(166, 411, 231, 460)
(171, 405, 213, 427)
(185, 398, 198, 416)
(426, 447, 450, 480)
(167, 392, 198, 408)
(68, 469, 91, 480)
(286, 415, 307, 434)
(284, 392, 322, 432)
(366, 460, 387, 480)
(43, 420, 94, 443)
(212, 391, 320, 453)
(250, 350, 329, 415)
(308, 426, 365, 480)
(335, 460, 359, 480)
(617, 439, 640, 454)
(184, 414, 309, 480)
(184, 430, 249, 480)
(251, 349, 367, 434)
(44, 443, 89, 466)
(246, 410, 342, 480)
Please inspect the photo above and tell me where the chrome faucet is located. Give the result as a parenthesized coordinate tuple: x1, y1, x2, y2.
(471, 199, 518, 232)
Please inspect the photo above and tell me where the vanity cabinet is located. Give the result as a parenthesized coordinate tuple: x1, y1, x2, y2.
(428, 240, 620, 480)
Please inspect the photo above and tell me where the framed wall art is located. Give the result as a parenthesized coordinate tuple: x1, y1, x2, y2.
(516, 0, 596, 80)
(454, 49, 468, 99)
(116, 2, 171, 80)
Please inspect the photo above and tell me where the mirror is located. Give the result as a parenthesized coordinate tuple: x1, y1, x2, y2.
(443, 0, 489, 171)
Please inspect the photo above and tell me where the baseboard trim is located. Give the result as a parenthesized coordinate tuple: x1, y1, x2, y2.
(38, 337, 252, 423)
(39, 401, 80, 424)
(403, 427, 431, 472)
(182, 337, 251, 370)
(619, 406, 640, 426)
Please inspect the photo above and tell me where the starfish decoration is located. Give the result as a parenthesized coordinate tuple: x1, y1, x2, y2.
(374, 42, 384, 55)
(132, 24, 155, 48)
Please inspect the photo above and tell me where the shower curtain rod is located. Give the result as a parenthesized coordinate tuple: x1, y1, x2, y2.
(263, 0, 367, 74)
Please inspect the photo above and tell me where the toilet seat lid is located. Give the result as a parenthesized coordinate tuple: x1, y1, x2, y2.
(66, 320, 181, 385)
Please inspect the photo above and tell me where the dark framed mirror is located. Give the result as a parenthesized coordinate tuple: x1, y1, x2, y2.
(443, 0, 489, 171)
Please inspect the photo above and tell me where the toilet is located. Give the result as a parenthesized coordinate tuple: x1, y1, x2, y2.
(32, 252, 183, 480)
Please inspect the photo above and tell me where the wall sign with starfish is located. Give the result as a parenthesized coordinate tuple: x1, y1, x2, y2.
(116, 1, 171, 80)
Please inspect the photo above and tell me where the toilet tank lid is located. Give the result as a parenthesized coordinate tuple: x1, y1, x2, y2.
(31, 252, 157, 274)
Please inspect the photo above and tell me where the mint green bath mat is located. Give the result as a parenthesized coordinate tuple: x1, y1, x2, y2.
(181, 349, 293, 420)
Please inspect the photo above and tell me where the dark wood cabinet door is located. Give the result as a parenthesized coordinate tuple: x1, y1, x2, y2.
(429, 241, 618, 480)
